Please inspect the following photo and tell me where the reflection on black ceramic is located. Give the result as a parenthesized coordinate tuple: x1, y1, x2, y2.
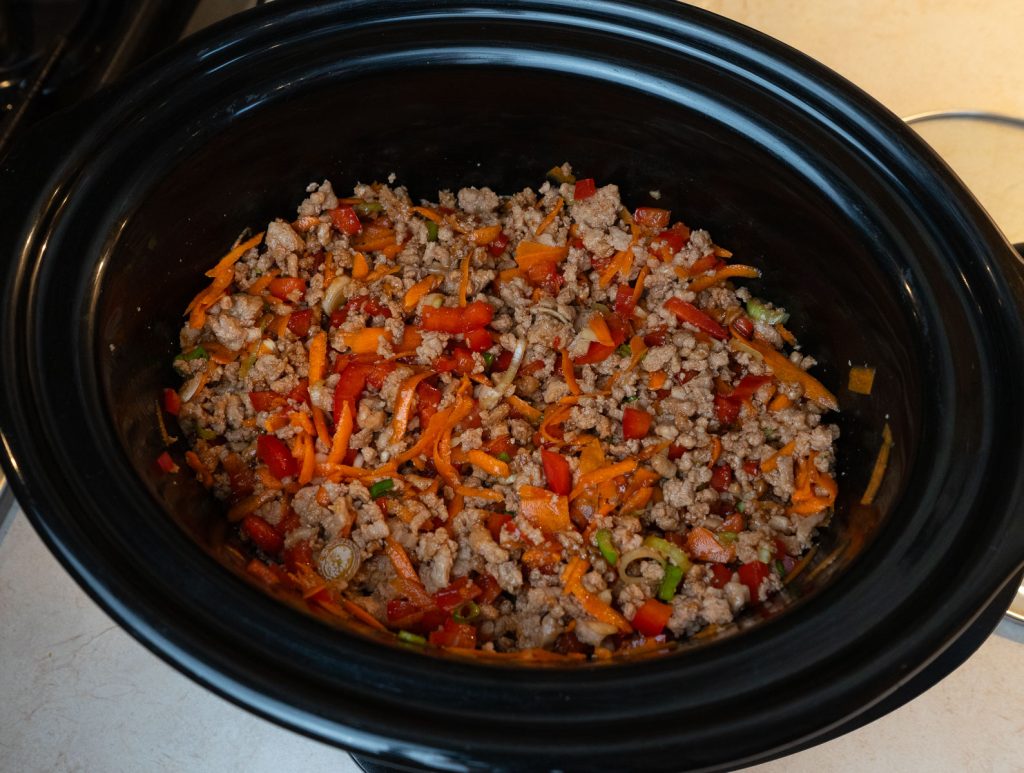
(1, 2, 1023, 770)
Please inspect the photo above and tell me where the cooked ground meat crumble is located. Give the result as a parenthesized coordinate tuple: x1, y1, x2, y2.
(165, 164, 840, 661)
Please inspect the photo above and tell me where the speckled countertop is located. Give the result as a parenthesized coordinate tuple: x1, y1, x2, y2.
(2, 1, 1023, 771)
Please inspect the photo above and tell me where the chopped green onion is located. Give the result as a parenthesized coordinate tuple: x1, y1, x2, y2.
(397, 630, 426, 645)
(176, 345, 208, 361)
(745, 298, 789, 325)
(718, 531, 738, 544)
(197, 427, 218, 441)
(353, 200, 383, 217)
(452, 600, 480, 623)
(736, 501, 746, 513)
(497, 451, 511, 463)
(482, 352, 494, 368)
(425, 220, 438, 242)
(774, 559, 786, 575)
(758, 544, 773, 563)
(546, 166, 576, 185)
(623, 395, 639, 403)
(616, 344, 632, 358)
(595, 529, 619, 566)
(763, 426, 778, 441)
(368, 478, 395, 499)
(643, 536, 692, 573)
(658, 563, 684, 602)
(239, 354, 256, 379)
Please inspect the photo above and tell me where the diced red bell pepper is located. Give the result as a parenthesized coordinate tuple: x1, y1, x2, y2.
(249, 390, 289, 412)
(365, 360, 396, 390)
(709, 564, 733, 589)
(664, 297, 727, 340)
(493, 349, 513, 372)
(622, 407, 652, 439)
(386, 598, 426, 628)
(730, 374, 772, 400)
(486, 512, 513, 542)
(287, 308, 313, 338)
(329, 309, 346, 328)
(732, 315, 754, 339)
(242, 514, 283, 555)
(482, 435, 516, 458)
(742, 460, 760, 477)
(282, 540, 314, 570)
(435, 347, 476, 374)
(643, 326, 669, 347)
(524, 260, 564, 295)
(476, 573, 503, 604)
(433, 576, 482, 612)
(710, 464, 733, 492)
(677, 370, 698, 386)
(668, 444, 685, 461)
(713, 394, 741, 426)
(605, 313, 629, 346)
(737, 561, 772, 601)
(632, 598, 673, 637)
(156, 451, 179, 473)
(464, 327, 493, 352)
(575, 341, 616, 365)
(162, 388, 181, 416)
(487, 231, 510, 257)
(573, 178, 596, 200)
(421, 300, 494, 333)
(288, 378, 311, 406)
(328, 205, 362, 235)
(613, 284, 635, 318)
(541, 449, 573, 496)
(428, 618, 478, 649)
(333, 362, 369, 420)
(332, 295, 392, 326)
(633, 207, 671, 229)
(721, 512, 746, 532)
(268, 277, 307, 301)
(415, 380, 442, 428)
(656, 222, 691, 252)
(256, 434, 298, 479)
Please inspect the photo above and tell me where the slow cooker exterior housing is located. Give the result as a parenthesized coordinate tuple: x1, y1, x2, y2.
(2, 1, 1023, 770)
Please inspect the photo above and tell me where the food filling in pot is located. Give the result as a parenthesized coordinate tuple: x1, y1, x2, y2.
(165, 164, 839, 660)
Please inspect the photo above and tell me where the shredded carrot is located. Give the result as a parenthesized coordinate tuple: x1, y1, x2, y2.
(465, 449, 510, 478)
(599, 245, 635, 289)
(391, 371, 434, 442)
(519, 486, 571, 533)
(561, 555, 588, 590)
(453, 484, 505, 502)
(775, 322, 798, 347)
(307, 331, 327, 384)
(507, 395, 542, 423)
(709, 437, 722, 466)
(385, 536, 433, 607)
(769, 393, 791, 412)
(326, 401, 354, 465)
(227, 489, 277, 522)
(496, 267, 523, 285)
(623, 335, 648, 373)
(515, 241, 569, 271)
(269, 313, 291, 339)
(402, 274, 441, 311)
(363, 264, 401, 284)
(648, 370, 667, 390)
(570, 459, 638, 500)
(469, 224, 503, 245)
(410, 205, 443, 223)
(563, 560, 632, 632)
(297, 432, 315, 485)
(538, 403, 573, 445)
(732, 336, 838, 411)
(255, 466, 282, 490)
(761, 439, 796, 472)
(688, 264, 761, 292)
(630, 265, 650, 308)
(861, 423, 893, 506)
(312, 407, 331, 448)
(588, 315, 614, 346)
(458, 250, 471, 306)
(352, 251, 370, 280)
(184, 450, 213, 487)
(245, 269, 279, 296)
(203, 341, 241, 364)
(289, 411, 315, 436)
(561, 348, 581, 396)
(342, 327, 389, 354)
(848, 366, 876, 395)
(186, 232, 264, 329)
(535, 197, 564, 236)
(264, 413, 288, 432)
(336, 598, 388, 632)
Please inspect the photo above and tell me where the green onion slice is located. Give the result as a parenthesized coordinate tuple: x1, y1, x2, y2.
(595, 529, 619, 566)
(368, 478, 395, 499)
(658, 563, 684, 602)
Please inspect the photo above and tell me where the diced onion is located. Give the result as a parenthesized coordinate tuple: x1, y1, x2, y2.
(617, 547, 665, 585)
(478, 337, 527, 409)
(318, 538, 361, 583)
(179, 375, 202, 403)
(421, 293, 445, 309)
(534, 305, 572, 325)
(322, 276, 349, 314)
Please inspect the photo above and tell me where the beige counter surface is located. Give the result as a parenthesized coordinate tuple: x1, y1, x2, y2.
(2, 2, 1023, 771)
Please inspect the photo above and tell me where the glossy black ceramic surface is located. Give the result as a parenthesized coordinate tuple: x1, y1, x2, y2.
(2, 1, 1023, 770)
